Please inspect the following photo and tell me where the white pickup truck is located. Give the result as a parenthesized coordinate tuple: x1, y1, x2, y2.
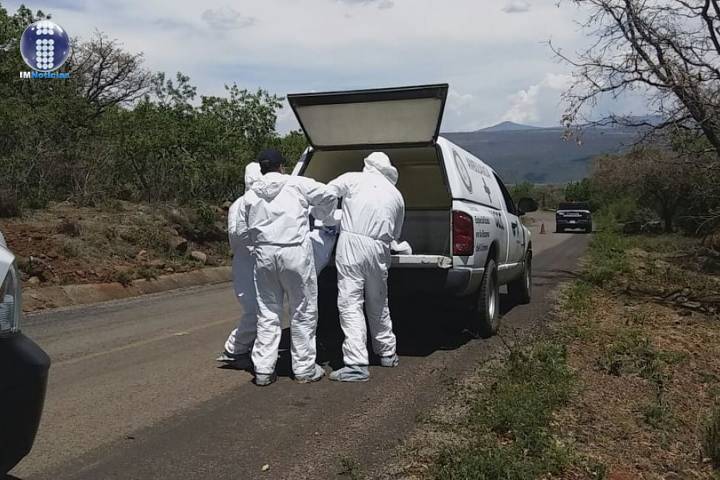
(287, 84, 537, 336)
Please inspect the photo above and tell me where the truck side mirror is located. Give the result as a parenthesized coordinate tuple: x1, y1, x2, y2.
(517, 197, 538, 215)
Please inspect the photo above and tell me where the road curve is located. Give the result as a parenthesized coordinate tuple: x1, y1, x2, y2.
(10, 213, 589, 479)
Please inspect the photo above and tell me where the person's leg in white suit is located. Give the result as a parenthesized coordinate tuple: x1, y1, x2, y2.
(252, 241, 325, 386)
(365, 246, 398, 367)
(251, 245, 284, 386)
(217, 250, 258, 369)
(331, 233, 372, 382)
(278, 240, 325, 382)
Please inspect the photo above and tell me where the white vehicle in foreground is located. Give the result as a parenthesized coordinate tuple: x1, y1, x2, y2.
(287, 84, 537, 336)
(1, 231, 50, 474)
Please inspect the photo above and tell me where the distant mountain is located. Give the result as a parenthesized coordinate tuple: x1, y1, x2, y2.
(442, 124, 642, 184)
(591, 115, 665, 128)
(479, 121, 542, 132)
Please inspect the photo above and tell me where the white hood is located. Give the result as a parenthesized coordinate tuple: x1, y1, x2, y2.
(251, 172, 290, 201)
(244, 162, 262, 189)
(363, 152, 398, 185)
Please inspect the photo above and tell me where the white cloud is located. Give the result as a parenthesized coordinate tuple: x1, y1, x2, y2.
(276, 99, 299, 134)
(336, 0, 395, 8)
(1, 0, 648, 132)
(502, 73, 572, 124)
(502, 1, 531, 13)
(201, 7, 255, 30)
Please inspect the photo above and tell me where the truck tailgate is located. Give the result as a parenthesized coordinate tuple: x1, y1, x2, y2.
(391, 254, 452, 269)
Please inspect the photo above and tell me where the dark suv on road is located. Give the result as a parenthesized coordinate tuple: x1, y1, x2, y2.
(0, 231, 51, 475)
(556, 202, 592, 233)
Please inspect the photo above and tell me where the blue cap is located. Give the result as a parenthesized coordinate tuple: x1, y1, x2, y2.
(256, 149, 286, 173)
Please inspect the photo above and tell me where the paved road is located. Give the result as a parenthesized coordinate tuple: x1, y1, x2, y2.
(10, 214, 589, 480)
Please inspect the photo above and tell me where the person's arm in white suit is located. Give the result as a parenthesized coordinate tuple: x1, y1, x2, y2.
(300, 178, 337, 225)
(328, 173, 352, 198)
(233, 197, 251, 251)
(393, 195, 405, 241)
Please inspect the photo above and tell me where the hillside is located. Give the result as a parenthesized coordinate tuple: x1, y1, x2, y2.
(443, 123, 641, 183)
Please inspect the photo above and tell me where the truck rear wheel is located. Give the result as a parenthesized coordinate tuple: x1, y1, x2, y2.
(470, 259, 500, 338)
(508, 253, 532, 305)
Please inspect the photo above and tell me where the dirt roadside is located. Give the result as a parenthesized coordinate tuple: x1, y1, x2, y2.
(377, 229, 720, 479)
(1, 200, 232, 298)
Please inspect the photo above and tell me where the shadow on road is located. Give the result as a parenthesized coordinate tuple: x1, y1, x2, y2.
(316, 294, 475, 369)
(254, 258, 584, 379)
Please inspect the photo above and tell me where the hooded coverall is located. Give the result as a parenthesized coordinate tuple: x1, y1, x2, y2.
(329, 152, 405, 369)
(244, 172, 336, 377)
(223, 163, 262, 356)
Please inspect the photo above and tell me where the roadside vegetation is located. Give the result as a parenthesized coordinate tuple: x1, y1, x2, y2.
(0, 4, 306, 213)
(551, 210, 720, 478)
(510, 180, 593, 212)
(432, 341, 576, 480)
(377, 210, 719, 479)
(0, 3, 307, 292)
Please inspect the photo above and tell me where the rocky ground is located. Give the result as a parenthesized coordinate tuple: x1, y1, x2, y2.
(0, 200, 233, 288)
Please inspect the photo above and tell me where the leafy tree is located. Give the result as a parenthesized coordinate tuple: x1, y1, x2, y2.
(592, 149, 698, 232)
(564, 178, 600, 210)
(0, 2, 296, 211)
(554, 0, 720, 159)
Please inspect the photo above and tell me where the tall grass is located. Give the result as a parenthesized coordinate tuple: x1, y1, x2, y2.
(434, 342, 575, 480)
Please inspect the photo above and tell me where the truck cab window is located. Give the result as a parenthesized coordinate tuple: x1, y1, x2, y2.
(494, 174, 517, 215)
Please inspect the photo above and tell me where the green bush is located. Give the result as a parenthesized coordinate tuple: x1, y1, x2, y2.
(0, 5, 304, 209)
(584, 229, 629, 286)
(702, 404, 720, 467)
(435, 342, 575, 479)
(596, 329, 663, 379)
(194, 202, 216, 228)
(0, 189, 21, 218)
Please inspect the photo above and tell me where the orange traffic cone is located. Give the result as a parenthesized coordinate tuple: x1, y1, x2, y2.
(540, 223, 546, 234)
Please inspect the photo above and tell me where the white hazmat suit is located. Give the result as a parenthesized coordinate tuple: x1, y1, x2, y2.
(221, 167, 339, 360)
(329, 152, 405, 379)
(245, 172, 336, 380)
(222, 163, 263, 358)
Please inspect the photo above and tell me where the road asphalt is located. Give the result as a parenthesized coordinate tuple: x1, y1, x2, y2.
(10, 213, 589, 480)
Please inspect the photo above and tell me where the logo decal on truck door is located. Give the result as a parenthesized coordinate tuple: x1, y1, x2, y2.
(453, 150, 473, 193)
(491, 210, 505, 230)
(481, 177, 493, 204)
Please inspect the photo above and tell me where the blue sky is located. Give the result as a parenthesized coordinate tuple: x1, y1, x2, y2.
(5, 0, 649, 133)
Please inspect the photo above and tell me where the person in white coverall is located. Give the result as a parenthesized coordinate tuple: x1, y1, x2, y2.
(217, 163, 338, 369)
(245, 149, 336, 386)
(216, 163, 263, 369)
(328, 152, 405, 382)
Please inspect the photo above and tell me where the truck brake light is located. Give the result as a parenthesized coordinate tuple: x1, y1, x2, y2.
(452, 211, 474, 256)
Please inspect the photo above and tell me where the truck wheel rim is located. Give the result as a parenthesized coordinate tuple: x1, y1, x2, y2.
(526, 260, 531, 291)
(488, 276, 497, 319)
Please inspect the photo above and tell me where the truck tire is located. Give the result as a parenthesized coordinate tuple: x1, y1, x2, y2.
(470, 259, 500, 338)
(556, 226, 563, 233)
(508, 252, 532, 305)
